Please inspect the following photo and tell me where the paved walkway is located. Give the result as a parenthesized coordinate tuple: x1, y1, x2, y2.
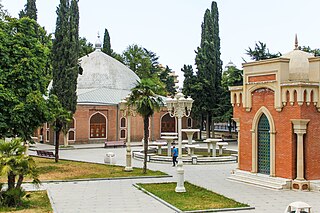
(25, 143, 320, 213)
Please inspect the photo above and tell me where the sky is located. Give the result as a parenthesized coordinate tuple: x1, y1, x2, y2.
(2, 0, 320, 87)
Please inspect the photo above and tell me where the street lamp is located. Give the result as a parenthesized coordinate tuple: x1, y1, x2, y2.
(119, 96, 136, 172)
(166, 92, 193, 192)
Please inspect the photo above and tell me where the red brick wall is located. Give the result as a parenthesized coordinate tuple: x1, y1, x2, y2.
(301, 104, 320, 180)
(234, 87, 320, 180)
(44, 105, 174, 145)
(248, 74, 276, 82)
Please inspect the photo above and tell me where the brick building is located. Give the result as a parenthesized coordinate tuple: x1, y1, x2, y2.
(40, 39, 192, 146)
(229, 38, 320, 191)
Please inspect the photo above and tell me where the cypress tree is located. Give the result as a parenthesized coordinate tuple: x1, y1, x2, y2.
(195, 1, 222, 138)
(19, 0, 37, 21)
(102, 28, 112, 56)
(51, 0, 79, 162)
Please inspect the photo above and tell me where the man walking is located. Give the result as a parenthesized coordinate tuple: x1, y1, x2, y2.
(172, 145, 178, 166)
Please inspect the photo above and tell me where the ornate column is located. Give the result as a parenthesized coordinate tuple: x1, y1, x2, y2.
(291, 119, 310, 190)
(232, 118, 240, 169)
(119, 98, 136, 172)
(251, 129, 257, 173)
(270, 131, 276, 177)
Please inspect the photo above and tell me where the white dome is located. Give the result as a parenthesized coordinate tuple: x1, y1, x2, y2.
(281, 49, 314, 81)
(78, 50, 140, 90)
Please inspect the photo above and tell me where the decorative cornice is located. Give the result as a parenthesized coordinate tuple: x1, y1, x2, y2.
(229, 86, 243, 91)
(246, 80, 276, 85)
(281, 82, 319, 87)
(243, 57, 290, 67)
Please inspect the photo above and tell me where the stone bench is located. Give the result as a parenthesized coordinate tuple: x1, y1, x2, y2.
(185, 144, 199, 156)
(104, 141, 126, 148)
(36, 150, 55, 158)
(217, 142, 228, 155)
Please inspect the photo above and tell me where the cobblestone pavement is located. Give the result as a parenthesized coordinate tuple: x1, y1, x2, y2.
(24, 143, 320, 213)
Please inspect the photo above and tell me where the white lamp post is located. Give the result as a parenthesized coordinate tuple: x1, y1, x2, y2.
(166, 92, 193, 192)
(119, 97, 136, 172)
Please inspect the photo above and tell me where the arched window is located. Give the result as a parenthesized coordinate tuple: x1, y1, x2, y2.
(68, 131, 75, 141)
(161, 113, 175, 132)
(120, 129, 126, 139)
(120, 117, 126, 128)
(90, 113, 107, 138)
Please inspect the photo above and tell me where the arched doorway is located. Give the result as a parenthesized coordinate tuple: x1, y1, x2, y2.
(257, 113, 270, 174)
(90, 113, 107, 138)
(161, 113, 176, 132)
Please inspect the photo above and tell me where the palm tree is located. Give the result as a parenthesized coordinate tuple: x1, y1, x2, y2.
(0, 139, 39, 207)
(127, 78, 166, 173)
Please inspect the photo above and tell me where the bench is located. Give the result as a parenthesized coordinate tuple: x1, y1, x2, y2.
(36, 150, 55, 158)
(104, 141, 126, 148)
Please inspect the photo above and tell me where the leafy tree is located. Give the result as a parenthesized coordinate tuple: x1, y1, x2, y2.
(102, 28, 112, 56)
(181, 64, 204, 135)
(122, 44, 152, 78)
(182, 65, 195, 98)
(122, 44, 175, 95)
(195, 1, 222, 138)
(51, 0, 79, 162)
(127, 78, 165, 173)
(19, 0, 37, 21)
(0, 2, 8, 20)
(300, 46, 320, 56)
(245, 41, 281, 61)
(79, 37, 94, 57)
(220, 65, 243, 134)
(0, 17, 51, 141)
(0, 139, 39, 207)
(159, 65, 176, 96)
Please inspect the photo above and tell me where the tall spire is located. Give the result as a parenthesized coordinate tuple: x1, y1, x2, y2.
(294, 34, 299, 50)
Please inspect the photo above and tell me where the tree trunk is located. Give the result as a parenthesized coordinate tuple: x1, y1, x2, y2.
(211, 116, 215, 139)
(206, 113, 210, 139)
(7, 172, 15, 190)
(16, 175, 24, 189)
(199, 115, 204, 140)
(55, 130, 60, 163)
(143, 116, 149, 174)
(63, 132, 68, 147)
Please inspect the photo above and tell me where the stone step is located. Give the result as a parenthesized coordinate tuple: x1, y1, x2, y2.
(227, 170, 291, 190)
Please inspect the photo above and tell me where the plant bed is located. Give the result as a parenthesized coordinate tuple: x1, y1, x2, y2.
(0, 190, 52, 213)
(1, 157, 167, 183)
(136, 182, 251, 212)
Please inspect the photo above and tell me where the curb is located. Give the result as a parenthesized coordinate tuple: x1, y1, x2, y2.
(37, 175, 172, 184)
(46, 189, 59, 213)
(132, 184, 255, 213)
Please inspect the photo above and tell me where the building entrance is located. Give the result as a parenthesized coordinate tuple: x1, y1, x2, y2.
(258, 114, 270, 174)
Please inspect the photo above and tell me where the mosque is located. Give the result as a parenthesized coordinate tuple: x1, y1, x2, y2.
(229, 37, 320, 191)
(40, 38, 192, 145)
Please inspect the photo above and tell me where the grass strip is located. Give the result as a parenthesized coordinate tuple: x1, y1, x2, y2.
(0, 190, 52, 213)
(137, 182, 249, 211)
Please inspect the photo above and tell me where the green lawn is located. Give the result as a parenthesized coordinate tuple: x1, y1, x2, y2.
(0, 190, 52, 213)
(138, 182, 248, 211)
(0, 157, 166, 183)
